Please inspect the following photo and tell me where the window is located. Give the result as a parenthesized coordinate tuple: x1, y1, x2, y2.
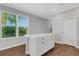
(18, 16, 28, 36)
(0, 11, 28, 38)
(1, 12, 16, 38)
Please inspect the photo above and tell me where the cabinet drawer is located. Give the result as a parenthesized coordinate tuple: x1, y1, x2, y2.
(37, 42, 47, 55)
(36, 37, 47, 55)
(36, 36, 54, 55)
(45, 36, 53, 50)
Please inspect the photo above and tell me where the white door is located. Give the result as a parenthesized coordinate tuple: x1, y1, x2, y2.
(63, 19, 76, 46)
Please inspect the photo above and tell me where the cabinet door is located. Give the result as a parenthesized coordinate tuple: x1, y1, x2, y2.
(49, 35, 55, 47)
(63, 19, 76, 46)
(29, 38, 37, 56)
(45, 36, 52, 51)
(36, 37, 46, 55)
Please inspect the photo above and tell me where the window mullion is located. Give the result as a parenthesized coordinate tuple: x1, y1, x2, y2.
(16, 15, 19, 37)
(0, 11, 2, 39)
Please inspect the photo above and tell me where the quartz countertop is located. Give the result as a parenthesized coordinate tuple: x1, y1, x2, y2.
(26, 33, 54, 38)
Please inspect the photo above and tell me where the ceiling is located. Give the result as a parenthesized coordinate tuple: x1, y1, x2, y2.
(1, 3, 79, 20)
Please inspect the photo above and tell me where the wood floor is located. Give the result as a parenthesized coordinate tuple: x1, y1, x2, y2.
(43, 43, 79, 56)
(0, 43, 79, 56)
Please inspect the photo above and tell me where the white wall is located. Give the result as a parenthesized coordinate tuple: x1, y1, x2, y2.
(63, 18, 77, 46)
(29, 16, 50, 34)
(77, 17, 79, 47)
(0, 5, 50, 50)
(50, 7, 79, 44)
(0, 37, 26, 50)
(50, 15, 64, 43)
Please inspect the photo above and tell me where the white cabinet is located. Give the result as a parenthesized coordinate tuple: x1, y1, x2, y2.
(63, 17, 79, 47)
(52, 16, 79, 48)
(63, 19, 77, 46)
(26, 33, 55, 56)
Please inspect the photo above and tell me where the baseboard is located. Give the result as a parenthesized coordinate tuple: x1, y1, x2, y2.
(0, 43, 25, 51)
(75, 45, 79, 49)
(55, 41, 63, 44)
(25, 51, 30, 55)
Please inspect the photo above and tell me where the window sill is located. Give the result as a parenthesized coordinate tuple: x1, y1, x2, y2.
(0, 35, 26, 40)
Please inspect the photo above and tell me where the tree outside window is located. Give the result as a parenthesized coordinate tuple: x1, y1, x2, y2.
(1, 12, 16, 38)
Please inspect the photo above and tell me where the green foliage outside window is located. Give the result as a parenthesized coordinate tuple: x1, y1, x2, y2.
(19, 27, 28, 36)
(18, 16, 28, 36)
(1, 11, 16, 38)
(1, 11, 28, 38)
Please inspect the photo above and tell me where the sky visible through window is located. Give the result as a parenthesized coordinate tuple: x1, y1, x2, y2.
(18, 16, 28, 27)
(5, 16, 28, 27)
(5, 14, 16, 26)
(6, 20, 15, 26)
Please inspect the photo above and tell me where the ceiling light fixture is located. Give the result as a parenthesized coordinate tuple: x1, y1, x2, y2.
(52, 8, 56, 11)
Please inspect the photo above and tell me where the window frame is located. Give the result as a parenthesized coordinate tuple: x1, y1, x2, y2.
(0, 11, 29, 40)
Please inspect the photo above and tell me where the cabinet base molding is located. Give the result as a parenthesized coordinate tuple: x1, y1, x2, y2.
(55, 41, 63, 44)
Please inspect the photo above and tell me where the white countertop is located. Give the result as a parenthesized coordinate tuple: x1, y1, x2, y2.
(26, 33, 54, 38)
